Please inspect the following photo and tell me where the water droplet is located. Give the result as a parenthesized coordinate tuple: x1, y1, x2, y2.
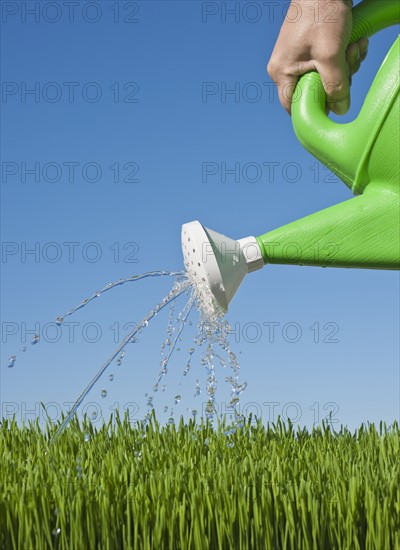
(188, 347, 195, 355)
(52, 528, 61, 536)
(31, 335, 39, 345)
(91, 411, 98, 421)
(191, 409, 197, 417)
(55, 316, 64, 326)
(163, 405, 168, 413)
(174, 395, 181, 404)
(204, 438, 210, 446)
(162, 385, 166, 392)
(116, 359, 122, 366)
(109, 374, 114, 382)
(168, 417, 175, 425)
(227, 441, 235, 448)
(8, 355, 16, 368)
(134, 450, 142, 459)
(143, 320, 149, 328)
(21, 346, 27, 352)
(84, 433, 91, 442)
(153, 384, 159, 392)
(234, 383, 247, 395)
(101, 389, 107, 398)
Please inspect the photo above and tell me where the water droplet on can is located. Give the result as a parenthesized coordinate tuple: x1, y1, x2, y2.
(109, 374, 114, 382)
(31, 335, 39, 345)
(101, 389, 107, 398)
(84, 433, 91, 442)
(174, 395, 181, 404)
(8, 355, 16, 368)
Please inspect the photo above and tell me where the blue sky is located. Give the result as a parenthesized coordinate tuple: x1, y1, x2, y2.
(1, 1, 399, 431)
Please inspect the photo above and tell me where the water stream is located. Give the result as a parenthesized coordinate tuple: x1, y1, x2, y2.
(7, 269, 247, 441)
(51, 275, 191, 441)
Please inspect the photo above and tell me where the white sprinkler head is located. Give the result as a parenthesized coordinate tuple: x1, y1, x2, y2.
(181, 221, 264, 313)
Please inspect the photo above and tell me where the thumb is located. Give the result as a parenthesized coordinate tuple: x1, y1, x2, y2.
(317, 56, 351, 115)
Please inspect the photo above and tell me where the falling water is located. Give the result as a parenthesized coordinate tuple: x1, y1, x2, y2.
(189, 275, 246, 430)
(8, 266, 247, 440)
(50, 275, 191, 442)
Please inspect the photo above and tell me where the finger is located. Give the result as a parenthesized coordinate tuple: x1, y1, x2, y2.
(347, 44, 361, 76)
(347, 43, 360, 65)
(346, 37, 369, 77)
(358, 37, 369, 60)
(268, 59, 316, 115)
(317, 56, 351, 116)
(276, 76, 300, 115)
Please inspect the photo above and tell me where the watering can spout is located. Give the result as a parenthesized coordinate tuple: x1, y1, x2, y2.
(181, 221, 263, 312)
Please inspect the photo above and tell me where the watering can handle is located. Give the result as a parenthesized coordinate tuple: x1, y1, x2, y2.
(291, 0, 400, 192)
(350, 0, 400, 42)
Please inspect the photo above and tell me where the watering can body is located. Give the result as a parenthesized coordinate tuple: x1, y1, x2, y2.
(256, 0, 400, 270)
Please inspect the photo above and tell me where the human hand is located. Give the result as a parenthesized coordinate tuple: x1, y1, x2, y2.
(267, 0, 369, 115)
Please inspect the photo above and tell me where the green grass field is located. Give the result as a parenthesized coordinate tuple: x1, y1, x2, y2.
(1, 414, 399, 549)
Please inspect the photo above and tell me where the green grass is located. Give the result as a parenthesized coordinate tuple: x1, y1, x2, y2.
(1, 414, 399, 550)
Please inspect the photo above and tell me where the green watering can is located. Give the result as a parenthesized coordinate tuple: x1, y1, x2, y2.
(182, 0, 400, 312)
